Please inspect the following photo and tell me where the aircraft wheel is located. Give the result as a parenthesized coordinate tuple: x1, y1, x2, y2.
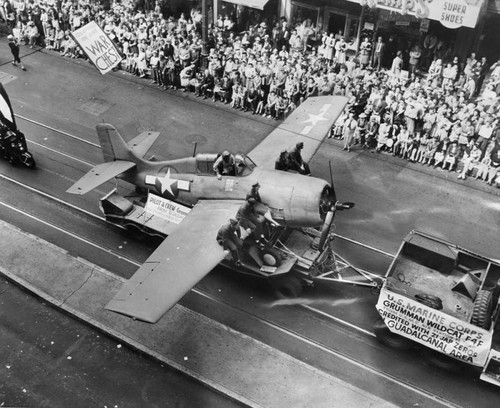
(374, 318, 413, 351)
(271, 275, 303, 299)
(260, 247, 282, 267)
(471, 289, 493, 330)
(424, 349, 462, 373)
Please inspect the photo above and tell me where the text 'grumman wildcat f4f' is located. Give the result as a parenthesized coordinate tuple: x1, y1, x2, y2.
(67, 95, 356, 323)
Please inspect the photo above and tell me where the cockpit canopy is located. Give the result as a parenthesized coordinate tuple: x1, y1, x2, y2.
(195, 153, 256, 177)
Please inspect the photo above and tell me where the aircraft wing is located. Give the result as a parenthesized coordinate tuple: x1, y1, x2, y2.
(66, 160, 136, 195)
(247, 95, 349, 169)
(105, 199, 244, 323)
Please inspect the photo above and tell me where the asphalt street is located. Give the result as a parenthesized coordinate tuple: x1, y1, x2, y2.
(0, 39, 499, 408)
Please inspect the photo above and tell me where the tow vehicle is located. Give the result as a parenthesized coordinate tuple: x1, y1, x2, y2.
(374, 230, 500, 387)
(99, 187, 379, 299)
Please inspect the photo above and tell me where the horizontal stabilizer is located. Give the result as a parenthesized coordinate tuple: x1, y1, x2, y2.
(128, 131, 160, 158)
(66, 161, 136, 195)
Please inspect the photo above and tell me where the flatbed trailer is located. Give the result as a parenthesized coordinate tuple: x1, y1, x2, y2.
(375, 230, 500, 387)
(99, 189, 379, 298)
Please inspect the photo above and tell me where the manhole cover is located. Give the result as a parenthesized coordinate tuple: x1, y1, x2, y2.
(184, 134, 207, 145)
(0, 71, 17, 85)
(78, 98, 113, 115)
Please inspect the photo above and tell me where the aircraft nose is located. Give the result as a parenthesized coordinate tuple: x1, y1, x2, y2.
(319, 184, 336, 219)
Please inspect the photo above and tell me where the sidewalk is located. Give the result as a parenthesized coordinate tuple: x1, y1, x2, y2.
(0, 219, 396, 408)
(333, 140, 500, 197)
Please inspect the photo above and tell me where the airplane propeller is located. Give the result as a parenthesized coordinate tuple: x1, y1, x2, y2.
(317, 161, 354, 251)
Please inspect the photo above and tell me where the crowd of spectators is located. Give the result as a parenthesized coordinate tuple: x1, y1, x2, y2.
(2, 0, 499, 187)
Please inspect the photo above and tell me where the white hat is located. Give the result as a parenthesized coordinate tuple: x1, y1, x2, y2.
(7, 34, 13, 40)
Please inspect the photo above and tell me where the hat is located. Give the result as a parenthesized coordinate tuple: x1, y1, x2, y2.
(222, 150, 230, 157)
(7, 34, 13, 40)
(296, 142, 304, 149)
(359, 112, 366, 118)
(252, 182, 260, 188)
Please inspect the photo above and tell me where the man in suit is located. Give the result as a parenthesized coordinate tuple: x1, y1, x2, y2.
(372, 37, 385, 70)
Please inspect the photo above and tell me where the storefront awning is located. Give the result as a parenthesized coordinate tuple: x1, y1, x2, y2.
(348, 0, 485, 29)
(223, 0, 269, 11)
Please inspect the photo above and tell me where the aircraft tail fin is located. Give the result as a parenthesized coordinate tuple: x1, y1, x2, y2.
(67, 124, 160, 195)
(96, 123, 135, 162)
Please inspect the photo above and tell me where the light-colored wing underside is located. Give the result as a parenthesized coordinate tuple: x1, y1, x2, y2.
(105, 199, 244, 323)
(66, 161, 136, 195)
(248, 95, 349, 169)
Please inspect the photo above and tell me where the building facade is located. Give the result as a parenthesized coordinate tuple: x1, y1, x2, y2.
(211, 0, 498, 62)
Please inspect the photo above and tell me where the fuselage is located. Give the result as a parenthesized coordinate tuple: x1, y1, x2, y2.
(120, 154, 334, 228)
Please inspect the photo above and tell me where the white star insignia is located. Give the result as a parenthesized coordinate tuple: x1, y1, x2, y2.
(157, 168, 177, 196)
(301, 111, 328, 127)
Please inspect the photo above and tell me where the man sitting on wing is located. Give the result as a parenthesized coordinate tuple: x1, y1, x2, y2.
(288, 142, 311, 175)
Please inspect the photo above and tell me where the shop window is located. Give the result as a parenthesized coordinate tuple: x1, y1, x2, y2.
(292, 2, 320, 27)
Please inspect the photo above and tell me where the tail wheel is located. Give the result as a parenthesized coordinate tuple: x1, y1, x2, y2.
(471, 289, 493, 330)
(260, 247, 282, 267)
(271, 275, 303, 299)
(374, 318, 413, 351)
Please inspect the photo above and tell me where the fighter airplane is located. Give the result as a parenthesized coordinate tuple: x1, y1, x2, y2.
(67, 95, 349, 323)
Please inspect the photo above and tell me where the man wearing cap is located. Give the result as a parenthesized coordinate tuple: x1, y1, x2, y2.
(288, 142, 311, 175)
(213, 150, 236, 179)
(246, 183, 279, 227)
(8, 35, 25, 70)
(216, 218, 243, 266)
(236, 197, 263, 243)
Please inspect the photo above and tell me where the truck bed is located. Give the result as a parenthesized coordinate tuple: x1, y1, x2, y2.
(387, 255, 474, 322)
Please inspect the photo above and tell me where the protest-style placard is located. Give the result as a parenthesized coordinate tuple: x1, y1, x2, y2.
(72, 21, 122, 75)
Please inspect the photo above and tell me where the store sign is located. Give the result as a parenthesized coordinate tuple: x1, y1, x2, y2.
(357, 0, 484, 29)
(420, 18, 430, 32)
(377, 288, 492, 367)
(145, 193, 191, 224)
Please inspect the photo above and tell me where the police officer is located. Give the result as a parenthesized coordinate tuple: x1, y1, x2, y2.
(8, 35, 26, 71)
(288, 142, 311, 175)
(216, 218, 243, 266)
(213, 150, 236, 179)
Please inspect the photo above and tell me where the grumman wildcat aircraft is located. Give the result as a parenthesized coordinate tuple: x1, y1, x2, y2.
(67, 95, 349, 323)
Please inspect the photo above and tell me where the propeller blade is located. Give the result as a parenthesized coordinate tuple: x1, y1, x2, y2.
(318, 210, 334, 251)
(328, 160, 337, 202)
